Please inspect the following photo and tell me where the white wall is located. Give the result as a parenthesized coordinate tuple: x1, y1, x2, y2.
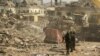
(29, 8, 45, 16)
(17, 7, 45, 16)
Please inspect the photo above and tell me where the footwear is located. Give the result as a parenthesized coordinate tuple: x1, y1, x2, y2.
(67, 51, 69, 55)
(70, 50, 73, 52)
(66, 52, 70, 56)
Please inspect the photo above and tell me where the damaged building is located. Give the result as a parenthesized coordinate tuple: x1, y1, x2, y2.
(16, 0, 45, 22)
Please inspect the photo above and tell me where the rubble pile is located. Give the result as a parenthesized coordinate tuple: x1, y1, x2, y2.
(0, 15, 49, 48)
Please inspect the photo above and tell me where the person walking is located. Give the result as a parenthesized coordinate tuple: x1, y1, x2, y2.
(64, 31, 76, 55)
(64, 31, 70, 54)
(70, 31, 76, 52)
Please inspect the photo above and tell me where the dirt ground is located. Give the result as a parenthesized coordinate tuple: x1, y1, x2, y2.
(69, 42, 100, 56)
(0, 42, 100, 56)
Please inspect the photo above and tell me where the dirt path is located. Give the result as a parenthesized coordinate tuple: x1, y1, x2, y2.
(0, 42, 100, 56)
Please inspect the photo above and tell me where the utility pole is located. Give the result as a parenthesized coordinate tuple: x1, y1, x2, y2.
(60, 0, 62, 5)
(51, 0, 53, 6)
(41, 0, 43, 5)
(55, 0, 58, 5)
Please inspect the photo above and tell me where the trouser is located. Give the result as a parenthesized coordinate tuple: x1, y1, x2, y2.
(66, 43, 70, 54)
(71, 41, 75, 50)
(65, 42, 71, 54)
(65, 42, 75, 54)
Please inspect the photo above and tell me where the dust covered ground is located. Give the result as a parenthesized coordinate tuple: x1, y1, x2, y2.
(0, 42, 100, 56)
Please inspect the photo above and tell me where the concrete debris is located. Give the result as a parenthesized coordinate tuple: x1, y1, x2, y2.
(0, 15, 49, 47)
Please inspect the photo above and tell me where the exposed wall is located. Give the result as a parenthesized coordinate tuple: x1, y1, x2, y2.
(17, 7, 45, 16)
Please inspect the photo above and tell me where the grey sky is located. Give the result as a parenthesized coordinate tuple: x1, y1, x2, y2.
(43, 0, 78, 3)
(13, 0, 78, 3)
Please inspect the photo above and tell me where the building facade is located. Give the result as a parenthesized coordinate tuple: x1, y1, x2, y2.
(17, 6, 45, 16)
(16, 1, 45, 22)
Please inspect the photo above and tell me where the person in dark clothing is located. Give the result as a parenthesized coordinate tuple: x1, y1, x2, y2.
(64, 31, 76, 55)
(70, 31, 76, 52)
(64, 32, 70, 54)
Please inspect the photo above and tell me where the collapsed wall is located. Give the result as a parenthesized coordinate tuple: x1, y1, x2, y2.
(0, 14, 49, 47)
